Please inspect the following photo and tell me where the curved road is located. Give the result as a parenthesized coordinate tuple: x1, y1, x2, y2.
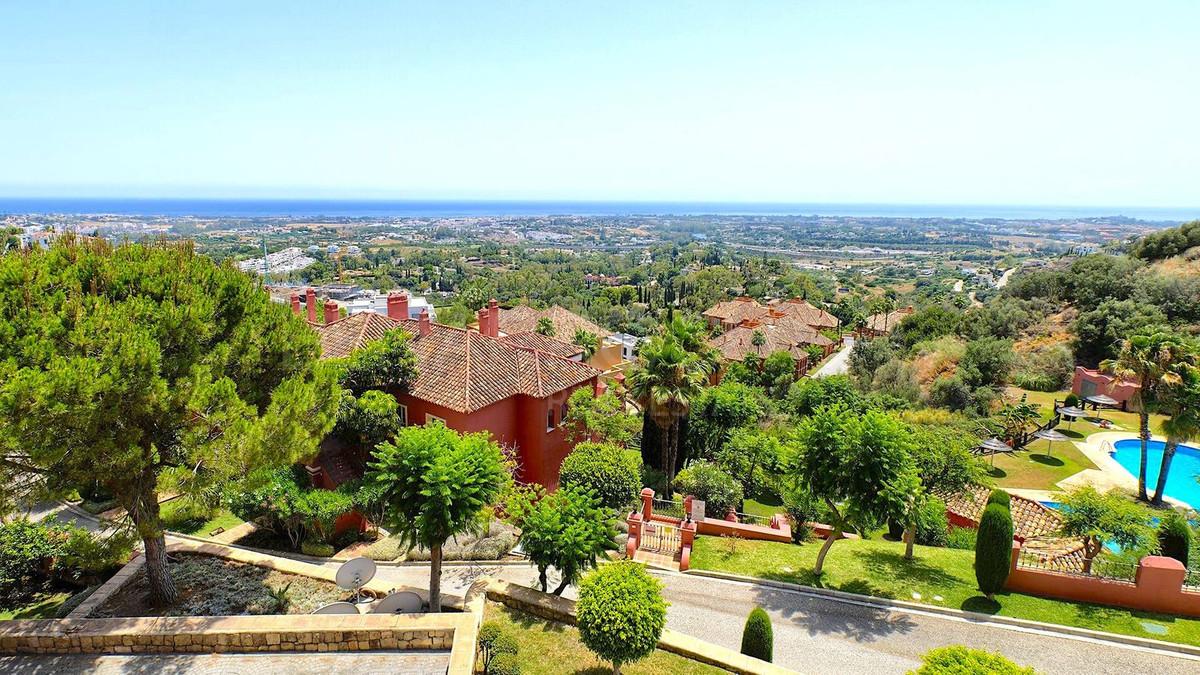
(363, 562, 1199, 675)
(27, 502, 1200, 674)
(812, 337, 853, 378)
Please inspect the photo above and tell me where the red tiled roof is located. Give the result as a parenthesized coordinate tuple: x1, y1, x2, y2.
(313, 313, 599, 413)
(940, 484, 1063, 541)
(496, 305, 607, 339)
(705, 297, 839, 331)
(500, 331, 585, 359)
(708, 324, 813, 364)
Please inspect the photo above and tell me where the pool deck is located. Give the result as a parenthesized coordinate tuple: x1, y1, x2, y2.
(1043, 431, 1194, 510)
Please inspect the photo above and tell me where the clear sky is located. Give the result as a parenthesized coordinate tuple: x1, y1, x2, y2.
(1, 1, 1196, 206)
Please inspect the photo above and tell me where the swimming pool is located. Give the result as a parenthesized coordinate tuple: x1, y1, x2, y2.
(1111, 439, 1200, 508)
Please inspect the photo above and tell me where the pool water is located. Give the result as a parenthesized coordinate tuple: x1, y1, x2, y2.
(1039, 501, 1122, 553)
(1112, 439, 1200, 508)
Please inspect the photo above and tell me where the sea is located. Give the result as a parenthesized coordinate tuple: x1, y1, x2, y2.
(0, 198, 1196, 222)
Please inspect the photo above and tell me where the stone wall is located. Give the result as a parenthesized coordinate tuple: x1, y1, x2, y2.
(0, 613, 471, 656)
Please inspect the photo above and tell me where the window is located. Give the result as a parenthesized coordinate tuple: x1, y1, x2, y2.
(426, 413, 445, 426)
(397, 404, 408, 427)
(560, 402, 569, 426)
(547, 407, 555, 432)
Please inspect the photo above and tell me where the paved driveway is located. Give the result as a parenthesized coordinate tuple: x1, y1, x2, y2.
(812, 337, 853, 378)
(367, 562, 1200, 675)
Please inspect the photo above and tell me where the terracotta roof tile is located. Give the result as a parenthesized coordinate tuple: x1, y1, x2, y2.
(496, 305, 608, 339)
(940, 484, 1063, 541)
(313, 313, 599, 413)
(500, 331, 585, 359)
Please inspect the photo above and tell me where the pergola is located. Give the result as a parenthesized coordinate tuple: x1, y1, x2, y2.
(1032, 428, 1070, 459)
(973, 437, 1015, 468)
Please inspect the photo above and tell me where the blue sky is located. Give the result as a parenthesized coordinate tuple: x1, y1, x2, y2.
(1, 1, 1196, 205)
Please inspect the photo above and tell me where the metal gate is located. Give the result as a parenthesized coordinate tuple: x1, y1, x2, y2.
(638, 522, 681, 553)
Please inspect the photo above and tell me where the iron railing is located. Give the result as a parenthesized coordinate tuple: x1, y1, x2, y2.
(650, 498, 686, 520)
(1016, 552, 1137, 583)
(728, 511, 772, 527)
(1185, 569, 1200, 590)
(639, 521, 682, 553)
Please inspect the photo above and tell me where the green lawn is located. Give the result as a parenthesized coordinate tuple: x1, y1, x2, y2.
(483, 601, 726, 675)
(987, 387, 1168, 491)
(691, 536, 1200, 647)
(0, 592, 71, 620)
(159, 499, 244, 537)
(742, 489, 785, 520)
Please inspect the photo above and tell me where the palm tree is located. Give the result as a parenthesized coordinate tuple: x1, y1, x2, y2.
(1150, 359, 1200, 506)
(664, 316, 720, 376)
(628, 335, 707, 495)
(573, 329, 600, 360)
(536, 317, 556, 336)
(1101, 330, 1187, 501)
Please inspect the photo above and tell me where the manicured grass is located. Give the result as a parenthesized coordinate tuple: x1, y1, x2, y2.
(0, 592, 71, 620)
(483, 601, 725, 675)
(1008, 387, 1167, 438)
(988, 442, 1097, 490)
(690, 535, 1200, 647)
(742, 490, 785, 520)
(159, 499, 244, 537)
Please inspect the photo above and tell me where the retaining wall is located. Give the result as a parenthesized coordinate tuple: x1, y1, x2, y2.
(1006, 542, 1200, 618)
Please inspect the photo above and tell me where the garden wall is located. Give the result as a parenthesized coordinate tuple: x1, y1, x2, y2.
(1006, 543, 1200, 618)
(0, 613, 472, 657)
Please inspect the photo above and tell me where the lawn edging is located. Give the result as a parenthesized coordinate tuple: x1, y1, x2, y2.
(684, 568, 1200, 658)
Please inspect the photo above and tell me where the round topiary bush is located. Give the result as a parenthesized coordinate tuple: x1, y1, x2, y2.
(559, 441, 643, 511)
(1157, 510, 1192, 567)
(673, 461, 743, 517)
(740, 606, 773, 662)
(912, 645, 1034, 674)
(986, 489, 1011, 508)
(974, 503, 1014, 599)
(487, 651, 522, 675)
(577, 561, 667, 673)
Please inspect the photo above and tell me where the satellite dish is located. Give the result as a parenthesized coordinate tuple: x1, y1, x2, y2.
(312, 601, 360, 615)
(335, 556, 377, 603)
(370, 591, 424, 614)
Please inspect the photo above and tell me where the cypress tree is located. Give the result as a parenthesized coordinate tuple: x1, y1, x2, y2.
(740, 607, 774, 662)
(986, 489, 1011, 508)
(975, 503, 1014, 599)
(1158, 511, 1192, 567)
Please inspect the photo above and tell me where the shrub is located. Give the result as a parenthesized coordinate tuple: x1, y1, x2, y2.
(487, 652, 522, 675)
(674, 461, 743, 517)
(0, 519, 62, 601)
(364, 536, 406, 561)
(300, 540, 335, 557)
(974, 503, 1014, 598)
(577, 561, 668, 673)
(910, 645, 1035, 674)
(947, 526, 978, 551)
(559, 441, 642, 511)
(225, 466, 358, 549)
(986, 489, 1011, 508)
(1157, 511, 1192, 567)
(1063, 393, 1081, 408)
(740, 606, 773, 662)
(915, 498, 949, 547)
(782, 484, 821, 543)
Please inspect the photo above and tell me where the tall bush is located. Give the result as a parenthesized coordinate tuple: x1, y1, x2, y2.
(974, 503, 1014, 599)
(740, 606, 774, 662)
(912, 646, 1034, 674)
(1157, 511, 1193, 567)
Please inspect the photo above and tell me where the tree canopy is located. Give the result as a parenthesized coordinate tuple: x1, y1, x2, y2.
(0, 238, 339, 604)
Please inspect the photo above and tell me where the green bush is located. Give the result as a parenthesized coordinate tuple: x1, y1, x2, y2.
(986, 489, 1011, 508)
(915, 498, 949, 547)
(300, 540, 336, 557)
(947, 526, 978, 551)
(559, 441, 642, 511)
(910, 645, 1035, 674)
(975, 503, 1014, 598)
(0, 518, 132, 602)
(1063, 393, 1081, 407)
(1157, 511, 1192, 567)
(674, 461, 743, 517)
(577, 561, 667, 673)
(487, 652, 522, 675)
(782, 485, 821, 543)
(225, 466, 357, 549)
(740, 606, 773, 662)
(364, 536, 406, 561)
(0, 519, 61, 601)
